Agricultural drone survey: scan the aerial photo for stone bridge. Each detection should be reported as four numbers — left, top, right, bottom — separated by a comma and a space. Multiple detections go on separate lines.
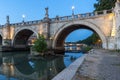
0, 1, 120, 52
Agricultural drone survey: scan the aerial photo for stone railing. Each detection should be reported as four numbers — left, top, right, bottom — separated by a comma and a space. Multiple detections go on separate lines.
0, 20, 42, 27
50, 9, 113, 22
10, 20, 42, 26
0, 9, 113, 27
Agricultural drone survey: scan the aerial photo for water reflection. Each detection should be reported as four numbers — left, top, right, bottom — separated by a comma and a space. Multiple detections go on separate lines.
64, 52, 83, 67
0, 51, 83, 80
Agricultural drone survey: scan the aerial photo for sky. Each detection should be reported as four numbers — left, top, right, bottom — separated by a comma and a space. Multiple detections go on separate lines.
66, 29, 93, 42
0, 0, 97, 42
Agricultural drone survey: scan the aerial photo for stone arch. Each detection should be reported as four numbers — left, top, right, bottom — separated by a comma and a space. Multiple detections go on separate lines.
53, 21, 107, 50
0, 32, 2, 45
12, 27, 38, 46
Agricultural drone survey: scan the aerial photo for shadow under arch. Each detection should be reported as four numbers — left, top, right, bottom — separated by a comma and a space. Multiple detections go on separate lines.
12, 28, 38, 49
53, 21, 107, 52
0, 34, 2, 45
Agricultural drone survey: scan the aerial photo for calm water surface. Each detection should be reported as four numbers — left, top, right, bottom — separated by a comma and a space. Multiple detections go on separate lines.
0, 51, 83, 80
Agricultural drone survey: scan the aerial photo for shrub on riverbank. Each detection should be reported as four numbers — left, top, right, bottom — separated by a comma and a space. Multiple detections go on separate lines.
32, 34, 47, 56
82, 46, 92, 53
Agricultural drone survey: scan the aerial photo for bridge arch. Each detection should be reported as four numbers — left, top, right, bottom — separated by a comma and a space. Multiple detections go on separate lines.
0, 32, 3, 45
12, 27, 38, 47
53, 21, 107, 50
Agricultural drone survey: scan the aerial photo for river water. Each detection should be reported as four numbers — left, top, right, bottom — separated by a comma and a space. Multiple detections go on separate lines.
0, 51, 83, 80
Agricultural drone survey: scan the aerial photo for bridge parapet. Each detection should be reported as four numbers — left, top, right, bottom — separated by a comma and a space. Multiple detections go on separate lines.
0, 9, 113, 27
50, 9, 113, 22
10, 20, 43, 26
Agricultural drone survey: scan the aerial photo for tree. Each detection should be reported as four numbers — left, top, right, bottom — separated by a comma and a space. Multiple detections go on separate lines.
33, 34, 47, 55
77, 33, 100, 46
94, 0, 116, 11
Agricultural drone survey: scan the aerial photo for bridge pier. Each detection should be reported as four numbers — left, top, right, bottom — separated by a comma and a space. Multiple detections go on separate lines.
3, 39, 12, 46
46, 39, 65, 54
1, 39, 30, 51
1, 39, 13, 51
53, 47, 65, 54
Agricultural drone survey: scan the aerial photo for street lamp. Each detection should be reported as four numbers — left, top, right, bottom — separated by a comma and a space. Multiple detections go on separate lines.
72, 6, 75, 16
22, 14, 26, 22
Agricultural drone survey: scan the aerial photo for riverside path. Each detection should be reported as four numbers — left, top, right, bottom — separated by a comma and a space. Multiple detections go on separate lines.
72, 49, 120, 80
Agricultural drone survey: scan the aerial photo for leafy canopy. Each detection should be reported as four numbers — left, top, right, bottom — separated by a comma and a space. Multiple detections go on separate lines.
77, 33, 100, 46
94, 0, 116, 11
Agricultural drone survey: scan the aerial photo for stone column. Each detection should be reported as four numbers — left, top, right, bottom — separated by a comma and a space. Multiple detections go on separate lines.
43, 7, 50, 39
2, 16, 12, 46
2, 16, 13, 51
113, 1, 120, 50
43, 8, 52, 50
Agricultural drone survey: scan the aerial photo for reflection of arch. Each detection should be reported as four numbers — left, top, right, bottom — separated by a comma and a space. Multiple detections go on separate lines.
12, 27, 38, 47
0, 51, 66, 79
53, 21, 107, 49
13, 57, 36, 79
1, 53, 36, 79
55, 57, 65, 72
14, 58, 35, 75
14, 56, 65, 79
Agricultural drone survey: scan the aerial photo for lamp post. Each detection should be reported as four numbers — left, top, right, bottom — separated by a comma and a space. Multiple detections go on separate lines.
22, 14, 25, 22
72, 6, 75, 17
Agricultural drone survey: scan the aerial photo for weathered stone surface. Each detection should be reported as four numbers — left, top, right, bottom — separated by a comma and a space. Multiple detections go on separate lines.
72, 49, 120, 80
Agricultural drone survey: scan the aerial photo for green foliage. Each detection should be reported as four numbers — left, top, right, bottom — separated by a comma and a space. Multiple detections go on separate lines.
77, 33, 100, 46
94, 0, 116, 11
33, 34, 47, 53
82, 46, 92, 53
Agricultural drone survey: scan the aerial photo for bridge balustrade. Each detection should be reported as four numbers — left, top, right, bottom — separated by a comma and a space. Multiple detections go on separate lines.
67, 16, 73, 20
50, 9, 112, 23
94, 9, 112, 16
10, 20, 42, 26
74, 15, 79, 19
106, 9, 113, 13
96, 11, 104, 15
11, 24, 15, 26
16, 23, 23, 26
59, 17, 66, 21
80, 14, 88, 18
11, 23, 23, 26
51, 18, 56, 22
1, 9, 113, 27
25, 20, 42, 25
